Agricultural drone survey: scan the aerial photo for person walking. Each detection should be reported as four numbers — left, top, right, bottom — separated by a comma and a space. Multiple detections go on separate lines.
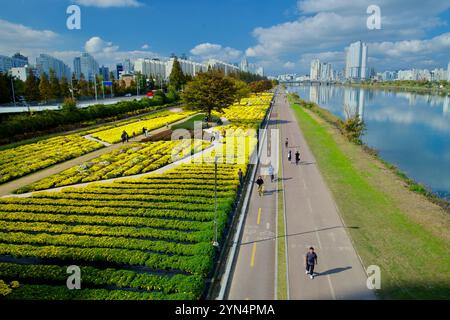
285, 138, 289, 148
288, 150, 292, 162
121, 131, 129, 144
295, 150, 300, 165
238, 168, 244, 186
256, 176, 264, 197
268, 164, 274, 182
304, 247, 318, 279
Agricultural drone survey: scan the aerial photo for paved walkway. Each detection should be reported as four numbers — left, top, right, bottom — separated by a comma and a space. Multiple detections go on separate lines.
278, 90, 374, 300
0, 113, 199, 196
227, 104, 278, 300
227, 89, 375, 300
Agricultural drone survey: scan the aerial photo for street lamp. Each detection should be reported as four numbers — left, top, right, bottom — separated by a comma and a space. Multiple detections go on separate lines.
10, 76, 16, 107
213, 155, 219, 248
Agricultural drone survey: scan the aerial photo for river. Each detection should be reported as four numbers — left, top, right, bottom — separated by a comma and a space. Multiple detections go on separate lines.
287, 84, 450, 201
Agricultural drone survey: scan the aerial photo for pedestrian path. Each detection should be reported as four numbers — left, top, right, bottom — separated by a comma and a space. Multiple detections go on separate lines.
279, 90, 375, 300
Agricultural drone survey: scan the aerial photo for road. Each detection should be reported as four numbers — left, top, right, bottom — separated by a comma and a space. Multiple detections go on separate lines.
227, 89, 375, 300
0, 95, 149, 114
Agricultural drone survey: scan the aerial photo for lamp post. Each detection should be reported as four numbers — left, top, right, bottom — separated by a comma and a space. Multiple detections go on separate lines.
10, 76, 16, 107
213, 156, 219, 248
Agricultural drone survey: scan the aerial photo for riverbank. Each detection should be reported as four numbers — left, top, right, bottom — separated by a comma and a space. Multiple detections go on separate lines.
288, 94, 450, 299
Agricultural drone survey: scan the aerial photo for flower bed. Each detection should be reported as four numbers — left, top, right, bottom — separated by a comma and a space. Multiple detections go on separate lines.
0, 135, 104, 184
16, 140, 209, 193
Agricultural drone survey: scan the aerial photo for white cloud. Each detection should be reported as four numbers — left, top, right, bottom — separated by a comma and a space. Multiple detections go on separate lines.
0, 19, 58, 55
190, 42, 242, 62
85, 36, 119, 54
141, 44, 150, 50
246, 0, 450, 74
74, 0, 143, 8
83, 37, 161, 68
283, 61, 296, 69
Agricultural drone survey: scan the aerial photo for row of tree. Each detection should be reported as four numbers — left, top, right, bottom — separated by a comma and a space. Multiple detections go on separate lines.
0, 69, 166, 105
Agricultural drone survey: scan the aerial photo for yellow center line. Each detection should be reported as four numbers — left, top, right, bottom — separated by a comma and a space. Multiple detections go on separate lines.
257, 207, 262, 225
250, 243, 257, 267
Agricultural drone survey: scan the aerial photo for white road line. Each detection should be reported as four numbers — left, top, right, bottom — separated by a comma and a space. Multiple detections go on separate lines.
309, 198, 336, 300
303, 179, 307, 190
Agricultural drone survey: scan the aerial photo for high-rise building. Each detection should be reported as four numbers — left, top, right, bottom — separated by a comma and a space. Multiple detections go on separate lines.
320, 62, 332, 81
256, 66, 264, 77
78, 53, 99, 82
99, 66, 110, 81
345, 41, 368, 80
123, 59, 134, 74
12, 53, 28, 67
310, 59, 321, 81
207, 59, 240, 75
116, 63, 124, 79
0, 55, 13, 74
134, 58, 167, 79
167, 58, 208, 79
0, 53, 29, 73
240, 58, 249, 72
73, 57, 81, 79
36, 54, 71, 79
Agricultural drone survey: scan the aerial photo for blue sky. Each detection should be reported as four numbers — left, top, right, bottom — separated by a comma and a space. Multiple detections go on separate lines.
0, 0, 449, 75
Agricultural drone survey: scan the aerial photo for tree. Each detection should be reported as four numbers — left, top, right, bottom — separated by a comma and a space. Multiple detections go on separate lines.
182, 70, 237, 121
60, 77, 70, 98
25, 68, 40, 103
49, 69, 61, 99
249, 80, 273, 93
168, 58, 186, 91
0, 73, 11, 104
77, 73, 89, 97
229, 78, 251, 101
39, 73, 51, 102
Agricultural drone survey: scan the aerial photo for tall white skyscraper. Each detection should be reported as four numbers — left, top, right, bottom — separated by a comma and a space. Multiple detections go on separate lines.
310, 59, 321, 81
240, 58, 249, 72
345, 41, 368, 80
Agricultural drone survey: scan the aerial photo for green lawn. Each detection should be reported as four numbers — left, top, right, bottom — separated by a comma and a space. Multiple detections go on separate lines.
291, 103, 450, 299
170, 114, 206, 131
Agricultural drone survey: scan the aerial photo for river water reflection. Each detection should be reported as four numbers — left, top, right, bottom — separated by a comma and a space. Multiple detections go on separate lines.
287, 84, 450, 200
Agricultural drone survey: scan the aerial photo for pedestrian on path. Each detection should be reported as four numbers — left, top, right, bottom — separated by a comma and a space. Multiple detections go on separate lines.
121, 131, 129, 144
238, 168, 244, 186
295, 150, 300, 165
256, 176, 264, 197
305, 247, 318, 279
288, 150, 292, 162
268, 164, 274, 182
285, 138, 289, 148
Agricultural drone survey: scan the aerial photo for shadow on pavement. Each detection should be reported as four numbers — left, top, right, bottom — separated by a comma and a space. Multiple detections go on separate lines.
317, 266, 352, 276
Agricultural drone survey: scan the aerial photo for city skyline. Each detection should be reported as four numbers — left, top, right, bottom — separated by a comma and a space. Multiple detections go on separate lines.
0, 0, 449, 76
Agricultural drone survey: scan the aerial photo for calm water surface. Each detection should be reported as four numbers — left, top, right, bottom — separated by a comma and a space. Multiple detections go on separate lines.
287, 84, 450, 200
